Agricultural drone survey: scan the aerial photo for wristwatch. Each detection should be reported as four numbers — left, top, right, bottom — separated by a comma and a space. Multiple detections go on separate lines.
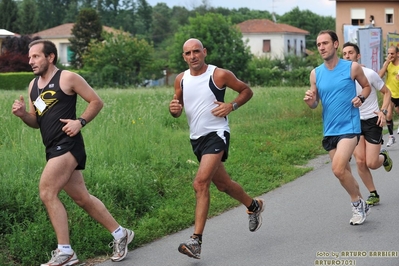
232, 102, 239, 111
78, 117, 87, 127
381, 109, 388, 115
357, 95, 365, 103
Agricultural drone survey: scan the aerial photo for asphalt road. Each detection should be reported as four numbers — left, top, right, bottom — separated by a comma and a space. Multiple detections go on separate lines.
96, 133, 399, 266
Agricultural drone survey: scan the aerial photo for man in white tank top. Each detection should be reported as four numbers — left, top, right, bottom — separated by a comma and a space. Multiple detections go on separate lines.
169, 38, 264, 259
342, 42, 393, 207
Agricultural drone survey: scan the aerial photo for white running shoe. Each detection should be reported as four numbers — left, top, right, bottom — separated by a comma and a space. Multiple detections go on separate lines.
386, 136, 395, 147
350, 198, 368, 225
40, 249, 79, 266
109, 228, 135, 262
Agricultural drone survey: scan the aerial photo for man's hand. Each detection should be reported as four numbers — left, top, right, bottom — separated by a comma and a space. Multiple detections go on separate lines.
12, 95, 27, 118
60, 119, 82, 137
374, 111, 386, 127
211, 101, 232, 117
169, 94, 182, 117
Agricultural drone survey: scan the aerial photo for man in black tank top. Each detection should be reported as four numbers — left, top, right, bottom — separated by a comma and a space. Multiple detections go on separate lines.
12, 40, 134, 265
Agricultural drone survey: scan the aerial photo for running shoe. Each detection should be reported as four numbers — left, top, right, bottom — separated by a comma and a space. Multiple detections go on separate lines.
40, 249, 79, 266
350, 198, 368, 225
386, 136, 395, 147
247, 198, 265, 232
380, 149, 393, 172
109, 228, 135, 262
178, 235, 201, 259
366, 192, 380, 206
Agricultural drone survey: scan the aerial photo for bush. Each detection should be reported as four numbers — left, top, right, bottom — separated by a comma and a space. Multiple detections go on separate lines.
0, 52, 31, 73
0, 72, 34, 90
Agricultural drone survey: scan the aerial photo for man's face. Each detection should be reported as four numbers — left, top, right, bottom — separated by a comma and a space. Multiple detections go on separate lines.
387, 47, 398, 62
342, 46, 359, 62
316, 33, 338, 61
182, 40, 207, 71
28, 43, 50, 76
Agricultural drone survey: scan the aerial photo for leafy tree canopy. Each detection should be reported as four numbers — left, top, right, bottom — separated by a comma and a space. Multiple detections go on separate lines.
279, 7, 335, 49
69, 8, 103, 68
0, 0, 18, 32
83, 31, 162, 86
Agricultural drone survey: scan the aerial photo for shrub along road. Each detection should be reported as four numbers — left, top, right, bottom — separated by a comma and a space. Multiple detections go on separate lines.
96, 133, 399, 266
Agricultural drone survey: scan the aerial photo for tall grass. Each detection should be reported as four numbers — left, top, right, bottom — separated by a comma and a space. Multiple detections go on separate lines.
0, 87, 324, 265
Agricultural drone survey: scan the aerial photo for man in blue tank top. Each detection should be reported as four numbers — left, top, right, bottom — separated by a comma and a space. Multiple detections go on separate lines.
12, 40, 134, 265
304, 30, 372, 225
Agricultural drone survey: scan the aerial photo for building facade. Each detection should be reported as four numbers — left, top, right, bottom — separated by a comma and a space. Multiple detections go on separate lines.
334, 0, 399, 48
236, 19, 309, 59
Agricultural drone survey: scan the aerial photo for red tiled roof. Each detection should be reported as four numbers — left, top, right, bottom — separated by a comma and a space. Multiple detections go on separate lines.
237, 19, 309, 35
31, 23, 121, 38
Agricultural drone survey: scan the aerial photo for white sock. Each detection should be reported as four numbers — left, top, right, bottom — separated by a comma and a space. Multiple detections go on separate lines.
58, 244, 73, 254
111, 226, 125, 240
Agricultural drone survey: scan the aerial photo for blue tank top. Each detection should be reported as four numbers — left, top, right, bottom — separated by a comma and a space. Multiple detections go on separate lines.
315, 59, 360, 136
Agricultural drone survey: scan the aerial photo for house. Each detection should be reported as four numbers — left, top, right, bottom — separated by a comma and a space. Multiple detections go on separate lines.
333, 0, 399, 48
0, 29, 16, 54
32, 23, 122, 66
236, 19, 309, 59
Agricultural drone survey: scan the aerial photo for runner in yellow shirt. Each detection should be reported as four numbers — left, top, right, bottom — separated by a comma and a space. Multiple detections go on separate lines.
379, 46, 399, 147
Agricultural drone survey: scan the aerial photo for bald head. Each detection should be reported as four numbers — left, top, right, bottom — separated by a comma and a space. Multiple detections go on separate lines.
183, 38, 203, 50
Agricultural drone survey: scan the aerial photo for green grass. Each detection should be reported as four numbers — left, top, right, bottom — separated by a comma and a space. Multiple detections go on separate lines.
0, 86, 325, 265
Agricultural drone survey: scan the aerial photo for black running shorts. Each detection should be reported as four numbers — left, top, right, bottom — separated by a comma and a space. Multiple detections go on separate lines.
45, 137, 86, 170
190, 131, 230, 162
361, 117, 383, 145
322, 134, 360, 152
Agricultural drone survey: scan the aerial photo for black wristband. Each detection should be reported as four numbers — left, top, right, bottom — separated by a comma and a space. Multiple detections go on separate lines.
357, 95, 365, 103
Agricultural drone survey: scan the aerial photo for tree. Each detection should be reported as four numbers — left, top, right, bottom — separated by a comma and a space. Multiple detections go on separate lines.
82, 32, 162, 86
169, 6, 189, 25
135, 0, 152, 37
69, 8, 103, 69
151, 3, 172, 46
35, 0, 68, 30
169, 13, 252, 80
0, 35, 40, 72
0, 0, 18, 32
64, 0, 80, 23
17, 0, 39, 34
95, 0, 137, 35
279, 7, 335, 50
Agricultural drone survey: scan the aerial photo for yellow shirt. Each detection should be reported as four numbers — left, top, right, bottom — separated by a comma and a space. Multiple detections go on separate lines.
386, 63, 399, 98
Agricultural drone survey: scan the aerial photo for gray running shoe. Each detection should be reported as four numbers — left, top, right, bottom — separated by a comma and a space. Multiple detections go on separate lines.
40, 249, 79, 266
350, 198, 368, 225
178, 236, 201, 259
380, 149, 393, 172
110, 229, 135, 262
247, 198, 265, 232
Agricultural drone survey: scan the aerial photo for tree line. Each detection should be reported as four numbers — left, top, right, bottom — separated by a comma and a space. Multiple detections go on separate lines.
0, 0, 335, 87
0, 0, 334, 50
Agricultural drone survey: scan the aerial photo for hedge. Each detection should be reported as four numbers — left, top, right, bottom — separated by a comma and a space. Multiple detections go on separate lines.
0, 72, 34, 90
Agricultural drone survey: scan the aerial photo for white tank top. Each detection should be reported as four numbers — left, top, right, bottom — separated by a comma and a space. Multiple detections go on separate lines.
182, 64, 230, 139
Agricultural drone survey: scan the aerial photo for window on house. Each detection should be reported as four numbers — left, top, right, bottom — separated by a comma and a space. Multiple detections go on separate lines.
67, 46, 74, 62
263, 39, 271, 53
287, 40, 291, 53
351, 8, 365, 25
294, 39, 297, 55
386, 8, 394, 24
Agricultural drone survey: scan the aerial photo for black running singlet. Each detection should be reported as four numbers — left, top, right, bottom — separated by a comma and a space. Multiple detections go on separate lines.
30, 70, 82, 147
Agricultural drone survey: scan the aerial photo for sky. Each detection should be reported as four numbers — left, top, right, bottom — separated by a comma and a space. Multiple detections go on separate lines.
145, 0, 336, 17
